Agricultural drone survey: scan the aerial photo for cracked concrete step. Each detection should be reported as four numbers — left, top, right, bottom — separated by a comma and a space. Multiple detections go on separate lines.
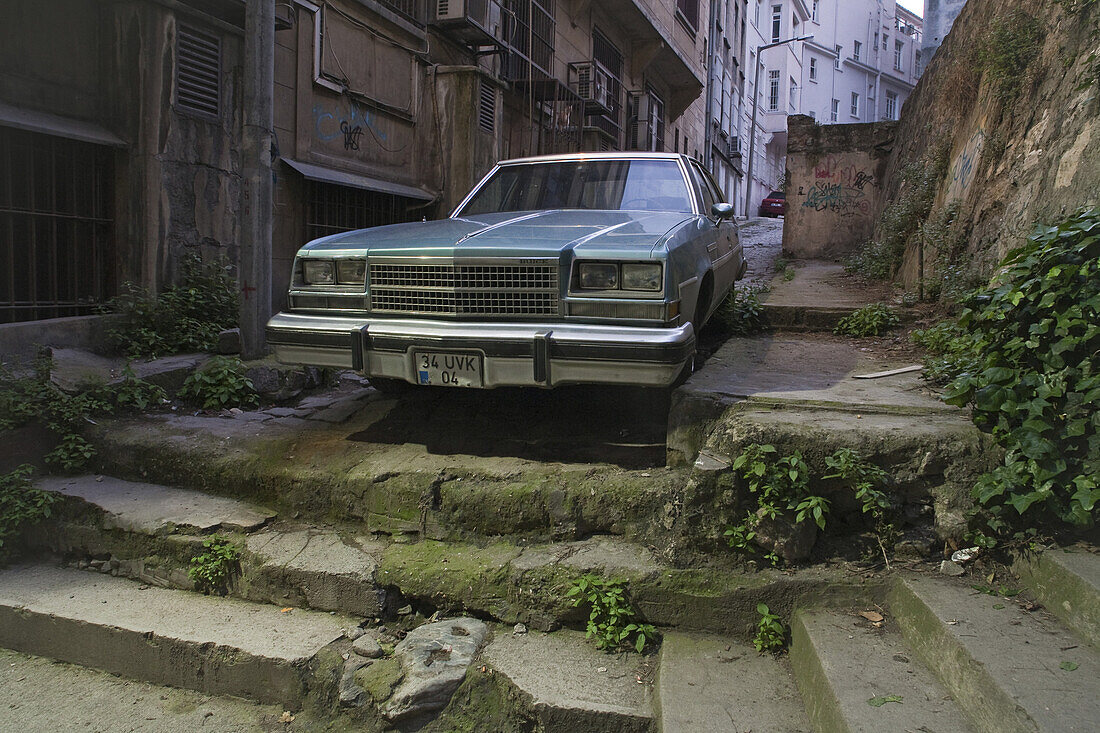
1014, 546, 1100, 647
36, 474, 276, 533
789, 608, 972, 733
889, 574, 1100, 733
0, 564, 357, 706
657, 631, 811, 733
31, 474, 387, 618
484, 628, 654, 732
0, 647, 284, 732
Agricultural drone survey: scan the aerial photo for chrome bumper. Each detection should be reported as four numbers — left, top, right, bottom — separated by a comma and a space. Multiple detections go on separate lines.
265, 312, 695, 388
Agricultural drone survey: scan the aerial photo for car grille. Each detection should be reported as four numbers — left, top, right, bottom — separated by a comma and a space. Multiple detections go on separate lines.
368, 262, 560, 317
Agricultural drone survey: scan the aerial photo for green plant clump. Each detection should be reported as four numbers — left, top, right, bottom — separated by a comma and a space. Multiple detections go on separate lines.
976, 10, 1045, 102
188, 536, 241, 594
105, 252, 238, 359
834, 304, 899, 337
0, 465, 59, 561
566, 573, 658, 653
178, 356, 258, 410
712, 285, 767, 336
911, 321, 980, 385
943, 207, 1100, 527
753, 603, 786, 652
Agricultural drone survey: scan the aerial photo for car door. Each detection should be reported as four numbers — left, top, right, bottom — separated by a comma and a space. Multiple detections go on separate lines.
690, 161, 741, 299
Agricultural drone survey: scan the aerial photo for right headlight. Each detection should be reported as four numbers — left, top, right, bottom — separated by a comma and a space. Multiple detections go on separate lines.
302, 259, 334, 285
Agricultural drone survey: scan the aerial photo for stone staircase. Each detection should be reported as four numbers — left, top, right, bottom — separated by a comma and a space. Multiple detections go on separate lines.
3, 473, 1098, 731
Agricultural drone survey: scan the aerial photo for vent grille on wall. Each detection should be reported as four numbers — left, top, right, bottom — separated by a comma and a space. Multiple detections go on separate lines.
478, 81, 496, 134
176, 26, 221, 118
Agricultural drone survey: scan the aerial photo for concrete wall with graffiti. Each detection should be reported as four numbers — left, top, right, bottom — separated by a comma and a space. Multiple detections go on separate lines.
782, 116, 898, 258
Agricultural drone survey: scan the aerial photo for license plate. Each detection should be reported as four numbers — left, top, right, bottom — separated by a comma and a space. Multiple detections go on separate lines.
414, 351, 483, 388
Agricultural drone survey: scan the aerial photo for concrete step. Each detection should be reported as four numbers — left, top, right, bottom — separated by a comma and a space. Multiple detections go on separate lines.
1014, 546, 1100, 647
889, 574, 1100, 733
483, 628, 654, 732
0, 647, 284, 733
0, 564, 357, 706
656, 631, 811, 733
790, 608, 973, 733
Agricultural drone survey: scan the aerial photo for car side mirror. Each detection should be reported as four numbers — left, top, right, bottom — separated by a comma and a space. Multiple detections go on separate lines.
711, 202, 735, 221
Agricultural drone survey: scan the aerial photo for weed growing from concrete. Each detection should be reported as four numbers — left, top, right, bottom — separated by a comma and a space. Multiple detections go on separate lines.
911, 321, 980, 385
188, 536, 241, 595
0, 464, 58, 561
712, 284, 767, 336
566, 574, 658, 654
753, 603, 786, 653
834, 304, 899, 337
179, 356, 258, 410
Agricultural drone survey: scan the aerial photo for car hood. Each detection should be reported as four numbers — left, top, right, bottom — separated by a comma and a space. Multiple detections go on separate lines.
299, 210, 694, 259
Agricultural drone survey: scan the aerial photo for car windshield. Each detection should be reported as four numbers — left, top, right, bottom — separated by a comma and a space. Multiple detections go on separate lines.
457, 159, 694, 216
767, 191, 785, 199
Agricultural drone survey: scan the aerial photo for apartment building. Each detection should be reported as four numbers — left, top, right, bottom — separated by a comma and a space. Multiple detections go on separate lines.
741, 0, 922, 212
923, 0, 965, 60
704, 0, 751, 211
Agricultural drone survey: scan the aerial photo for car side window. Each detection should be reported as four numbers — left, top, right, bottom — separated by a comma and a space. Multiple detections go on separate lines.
687, 162, 716, 214
700, 166, 727, 205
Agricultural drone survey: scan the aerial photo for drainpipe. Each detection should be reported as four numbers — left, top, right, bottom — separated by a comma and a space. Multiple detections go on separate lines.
704, 0, 719, 169
240, 0, 275, 359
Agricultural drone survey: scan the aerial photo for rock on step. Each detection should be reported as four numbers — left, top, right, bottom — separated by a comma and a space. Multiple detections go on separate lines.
657, 631, 811, 733
1014, 546, 1100, 647
889, 574, 1100, 733
35, 475, 275, 534
483, 629, 654, 733
790, 608, 972, 733
0, 564, 355, 705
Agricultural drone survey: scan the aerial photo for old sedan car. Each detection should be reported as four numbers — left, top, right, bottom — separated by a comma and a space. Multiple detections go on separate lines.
266, 152, 746, 389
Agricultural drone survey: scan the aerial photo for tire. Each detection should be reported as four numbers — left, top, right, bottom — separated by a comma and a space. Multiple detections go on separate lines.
672, 276, 713, 388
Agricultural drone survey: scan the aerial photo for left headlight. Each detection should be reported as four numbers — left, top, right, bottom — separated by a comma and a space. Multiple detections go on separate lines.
577, 261, 663, 292
336, 259, 366, 285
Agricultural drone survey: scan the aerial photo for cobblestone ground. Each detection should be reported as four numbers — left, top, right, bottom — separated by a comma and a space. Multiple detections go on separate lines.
736, 215, 785, 289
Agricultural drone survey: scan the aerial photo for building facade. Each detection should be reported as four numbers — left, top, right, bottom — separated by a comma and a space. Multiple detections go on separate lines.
704, 0, 751, 213
741, 0, 922, 213
922, 0, 966, 61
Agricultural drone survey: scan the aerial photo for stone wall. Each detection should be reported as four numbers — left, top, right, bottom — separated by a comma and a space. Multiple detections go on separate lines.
877, 0, 1100, 290
782, 116, 897, 258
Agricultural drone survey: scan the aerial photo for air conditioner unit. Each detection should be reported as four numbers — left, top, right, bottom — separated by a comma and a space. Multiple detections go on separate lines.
431, 0, 504, 47
727, 137, 741, 159
570, 62, 613, 115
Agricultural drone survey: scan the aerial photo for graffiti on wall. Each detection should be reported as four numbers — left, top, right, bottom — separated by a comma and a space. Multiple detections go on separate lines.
313, 100, 389, 153
947, 127, 985, 201
797, 155, 878, 216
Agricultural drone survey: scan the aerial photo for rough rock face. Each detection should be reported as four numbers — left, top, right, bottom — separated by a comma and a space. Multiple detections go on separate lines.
752, 509, 817, 563
384, 617, 488, 720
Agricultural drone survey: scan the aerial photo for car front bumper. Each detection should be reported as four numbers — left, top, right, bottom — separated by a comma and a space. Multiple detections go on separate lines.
266, 312, 696, 388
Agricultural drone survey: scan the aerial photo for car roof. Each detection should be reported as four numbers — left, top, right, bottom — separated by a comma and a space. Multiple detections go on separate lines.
495, 151, 693, 166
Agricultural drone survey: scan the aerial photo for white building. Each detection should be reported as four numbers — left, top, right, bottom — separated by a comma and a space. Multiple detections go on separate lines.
705, 0, 751, 214
741, 0, 923, 213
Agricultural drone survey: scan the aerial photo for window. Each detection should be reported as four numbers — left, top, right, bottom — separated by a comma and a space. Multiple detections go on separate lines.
894, 40, 904, 71
885, 90, 898, 120
809, 57, 817, 81
789, 77, 797, 111
176, 26, 221, 118
767, 70, 780, 111
771, 5, 781, 42
882, 33, 889, 51
676, 0, 699, 30
915, 50, 922, 75
852, 40, 862, 62
812, 0, 819, 22
874, 32, 879, 49
0, 128, 114, 323
306, 181, 421, 241
755, 0, 761, 27
850, 91, 860, 118
478, 81, 496, 134
592, 30, 625, 146
830, 98, 839, 121
834, 45, 842, 68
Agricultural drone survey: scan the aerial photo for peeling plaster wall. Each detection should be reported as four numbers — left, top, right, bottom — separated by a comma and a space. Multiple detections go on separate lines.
878, 0, 1100, 289
782, 116, 897, 258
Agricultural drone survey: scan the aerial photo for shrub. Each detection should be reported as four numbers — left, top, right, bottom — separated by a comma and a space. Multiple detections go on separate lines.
712, 285, 766, 336
943, 208, 1100, 527
105, 253, 238, 359
0, 465, 58, 561
188, 536, 241, 595
753, 603, 786, 652
976, 11, 1045, 103
178, 356, 258, 410
911, 321, 980, 385
834, 304, 899, 337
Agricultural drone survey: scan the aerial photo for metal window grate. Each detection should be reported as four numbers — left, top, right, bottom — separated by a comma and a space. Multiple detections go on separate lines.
369, 262, 559, 316
305, 181, 426, 242
0, 128, 114, 324
590, 30, 624, 147
176, 26, 221, 118
478, 80, 496, 134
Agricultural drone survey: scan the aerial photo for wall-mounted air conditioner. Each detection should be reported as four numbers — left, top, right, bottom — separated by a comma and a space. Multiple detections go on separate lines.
728, 137, 741, 159
570, 62, 613, 116
431, 0, 504, 47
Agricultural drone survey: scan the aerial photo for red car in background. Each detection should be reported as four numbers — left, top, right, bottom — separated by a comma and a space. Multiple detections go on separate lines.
758, 191, 785, 217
